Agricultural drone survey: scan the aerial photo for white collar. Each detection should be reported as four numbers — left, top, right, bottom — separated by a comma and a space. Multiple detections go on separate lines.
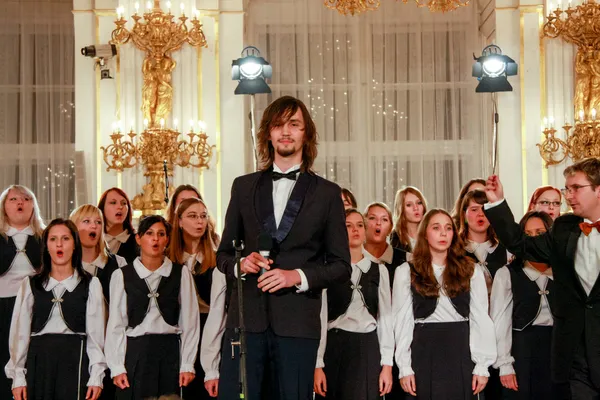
363, 245, 394, 265
83, 254, 106, 270
466, 240, 498, 254
106, 230, 130, 244
273, 163, 301, 174
523, 262, 554, 281
133, 256, 172, 279
353, 256, 373, 273
6, 225, 34, 237
433, 263, 445, 273
44, 269, 80, 292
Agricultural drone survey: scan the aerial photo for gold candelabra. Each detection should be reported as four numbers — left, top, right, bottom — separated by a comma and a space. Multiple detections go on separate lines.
538, 112, 600, 167
539, 0, 600, 166
101, 120, 214, 213
324, 0, 380, 15
103, 0, 211, 214
400, 0, 469, 13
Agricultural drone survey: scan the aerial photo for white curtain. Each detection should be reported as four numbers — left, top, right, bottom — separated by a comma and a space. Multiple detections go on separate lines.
247, 0, 490, 210
0, 0, 75, 220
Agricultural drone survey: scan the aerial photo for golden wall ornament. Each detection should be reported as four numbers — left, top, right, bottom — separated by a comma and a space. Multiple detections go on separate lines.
324, 0, 380, 15
103, 1, 211, 214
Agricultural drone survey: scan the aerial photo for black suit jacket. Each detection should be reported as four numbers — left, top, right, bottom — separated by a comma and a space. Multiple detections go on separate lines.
485, 200, 600, 385
216, 169, 351, 340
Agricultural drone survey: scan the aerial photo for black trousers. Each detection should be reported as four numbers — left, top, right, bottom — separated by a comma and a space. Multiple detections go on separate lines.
569, 338, 600, 400
0, 296, 16, 400
115, 334, 181, 400
27, 334, 89, 400
218, 327, 319, 400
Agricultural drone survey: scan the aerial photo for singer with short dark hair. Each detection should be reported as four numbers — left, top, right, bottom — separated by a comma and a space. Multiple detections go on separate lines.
216, 95, 351, 400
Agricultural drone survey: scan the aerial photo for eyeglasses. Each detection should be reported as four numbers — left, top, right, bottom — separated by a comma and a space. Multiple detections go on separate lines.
536, 200, 562, 208
561, 184, 594, 195
183, 213, 207, 221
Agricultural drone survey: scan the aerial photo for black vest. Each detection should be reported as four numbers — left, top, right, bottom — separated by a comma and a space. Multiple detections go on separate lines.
122, 262, 182, 328
508, 261, 555, 331
410, 264, 470, 319
192, 262, 214, 306
0, 235, 42, 276
384, 247, 407, 291
30, 274, 90, 334
466, 242, 508, 279
327, 261, 380, 321
116, 234, 139, 264
93, 253, 120, 304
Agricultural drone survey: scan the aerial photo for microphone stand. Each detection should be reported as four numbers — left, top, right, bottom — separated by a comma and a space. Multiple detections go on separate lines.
163, 160, 169, 204
230, 240, 249, 400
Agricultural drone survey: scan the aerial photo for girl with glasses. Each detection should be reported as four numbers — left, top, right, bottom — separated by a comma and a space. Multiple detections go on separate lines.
527, 186, 562, 220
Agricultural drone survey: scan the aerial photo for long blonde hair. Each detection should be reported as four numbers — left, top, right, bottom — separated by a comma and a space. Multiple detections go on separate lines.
393, 186, 428, 250
0, 185, 45, 238
70, 204, 109, 264
168, 198, 217, 275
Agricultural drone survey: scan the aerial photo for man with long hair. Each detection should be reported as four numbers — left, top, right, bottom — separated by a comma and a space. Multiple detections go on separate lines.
216, 96, 351, 400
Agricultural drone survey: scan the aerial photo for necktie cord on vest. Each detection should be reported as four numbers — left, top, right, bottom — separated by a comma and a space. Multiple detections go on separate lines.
272, 171, 298, 181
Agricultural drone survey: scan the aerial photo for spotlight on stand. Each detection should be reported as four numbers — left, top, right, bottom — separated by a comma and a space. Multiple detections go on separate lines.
472, 44, 518, 93
232, 46, 272, 95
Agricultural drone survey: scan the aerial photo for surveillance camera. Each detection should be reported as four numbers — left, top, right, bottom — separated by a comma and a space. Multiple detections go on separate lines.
81, 44, 117, 59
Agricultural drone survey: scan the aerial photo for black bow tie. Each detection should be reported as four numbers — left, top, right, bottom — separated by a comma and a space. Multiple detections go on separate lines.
272, 170, 298, 181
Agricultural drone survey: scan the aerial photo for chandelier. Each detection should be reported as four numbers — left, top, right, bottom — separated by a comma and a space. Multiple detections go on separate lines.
104, 0, 211, 214
538, 0, 600, 166
401, 0, 469, 13
324, 0, 380, 15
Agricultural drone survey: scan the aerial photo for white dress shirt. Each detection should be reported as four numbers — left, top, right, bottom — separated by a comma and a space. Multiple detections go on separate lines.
183, 251, 204, 273
200, 268, 227, 381
105, 230, 130, 255
484, 199, 600, 295
393, 262, 497, 378
105, 257, 201, 377
5, 272, 107, 388
316, 255, 394, 368
1, 226, 37, 298
82, 253, 127, 277
271, 163, 309, 291
364, 244, 394, 265
490, 264, 554, 376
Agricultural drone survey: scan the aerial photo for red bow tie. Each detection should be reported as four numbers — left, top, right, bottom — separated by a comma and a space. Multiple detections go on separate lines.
579, 221, 600, 236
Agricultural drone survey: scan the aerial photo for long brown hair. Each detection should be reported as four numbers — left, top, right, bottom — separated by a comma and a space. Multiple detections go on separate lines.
411, 209, 474, 298
451, 178, 486, 223
168, 198, 216, 275
457, 189, 498, 246
256, 96, 318, 172
165, 185, 203, 225
97, 187, 135, 235
393, 186, 428, 250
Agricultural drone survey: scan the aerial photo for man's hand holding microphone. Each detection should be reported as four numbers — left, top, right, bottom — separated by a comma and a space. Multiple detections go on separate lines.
242, 233, 301, 293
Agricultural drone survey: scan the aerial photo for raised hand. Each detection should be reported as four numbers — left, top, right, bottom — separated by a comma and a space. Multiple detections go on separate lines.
485, 175, 505, 203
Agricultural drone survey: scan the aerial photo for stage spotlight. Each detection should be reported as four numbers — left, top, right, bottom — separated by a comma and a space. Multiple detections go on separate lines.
472, 45, 518, 93
232, 46, 272, 95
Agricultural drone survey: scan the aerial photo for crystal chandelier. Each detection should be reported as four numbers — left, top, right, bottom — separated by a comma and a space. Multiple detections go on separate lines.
324, 0, 381, 16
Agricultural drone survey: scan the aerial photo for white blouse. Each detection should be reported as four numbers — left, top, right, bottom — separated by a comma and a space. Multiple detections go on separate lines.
200, 268, 228, 382
5, 271, 107, 388
82, 253, 127, 277
105, 230, 130, 255
490, 264, 554, 376
392, 262, 497, 378
316, 256, 394, 368
1, 226, 38, 298
105, 257, 200, 377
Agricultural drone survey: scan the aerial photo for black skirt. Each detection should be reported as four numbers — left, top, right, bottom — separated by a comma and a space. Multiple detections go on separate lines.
26, 334, 90, 400
315, 329, 381, 400
411, 321, 476, 400
115, 334, 181, 400
0, 296, 17, 399
503, 325, 557, 400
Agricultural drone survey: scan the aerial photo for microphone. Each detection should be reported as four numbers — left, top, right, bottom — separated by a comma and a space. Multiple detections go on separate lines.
163, 160, 169, 204
257, 232, 273, 276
